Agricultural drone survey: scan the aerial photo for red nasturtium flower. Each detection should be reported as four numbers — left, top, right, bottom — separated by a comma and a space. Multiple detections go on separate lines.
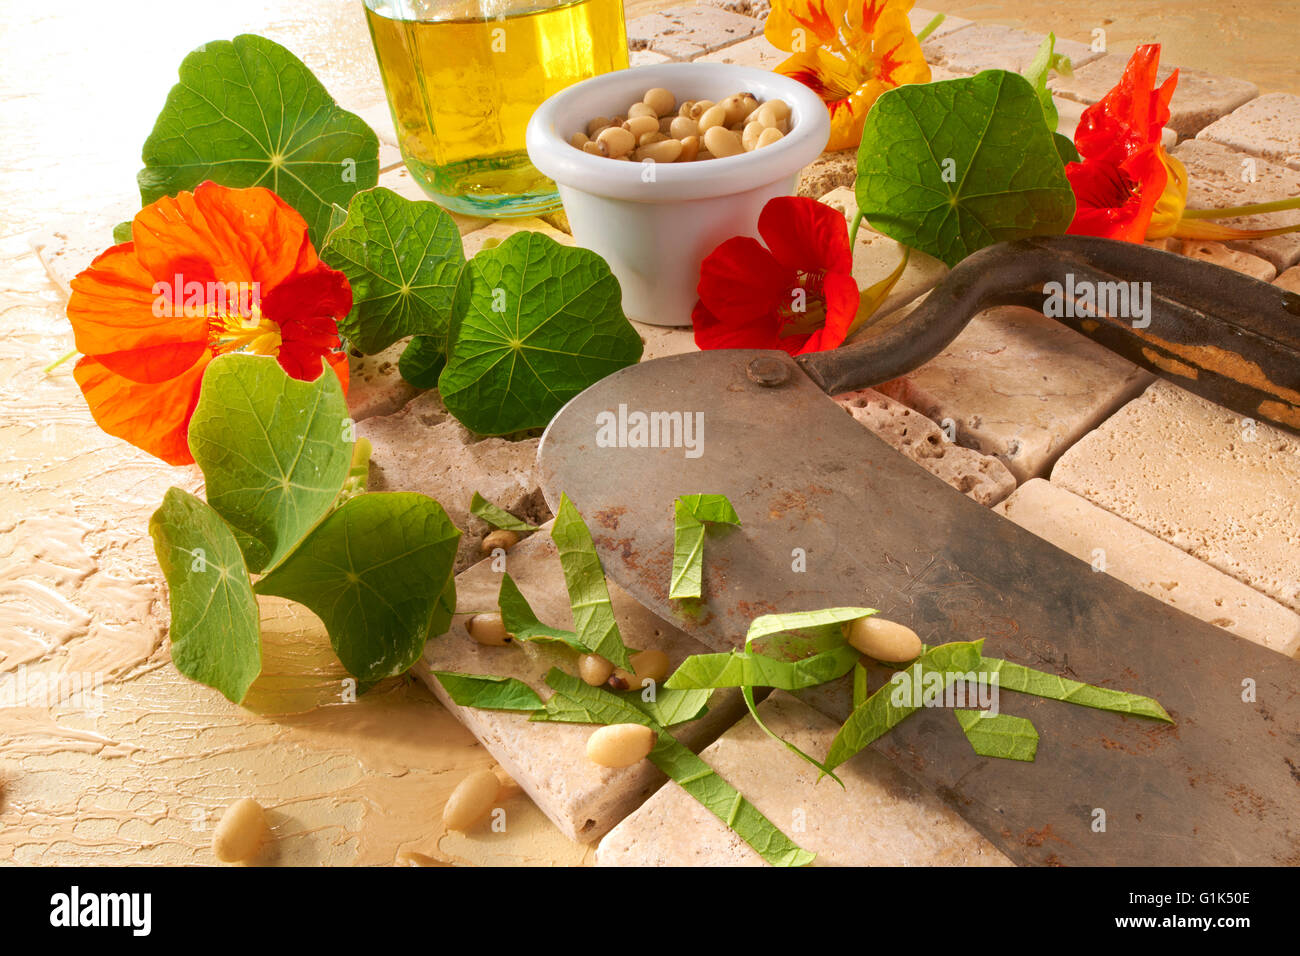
67, 182, 351, 465
1066, 44, 1300, 243
765, 0, 931, 152
1065, 44, 1180, 243
692, 196, 860, 355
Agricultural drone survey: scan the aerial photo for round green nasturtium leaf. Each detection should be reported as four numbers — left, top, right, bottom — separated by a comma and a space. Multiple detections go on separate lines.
137, 33, 379, 246
188, 354, 354, 576
254, 493, 461, 683
856, 70, 1076, 268
150, 488, 262, 704
438, 231, 644, 436
321, 187, 466, 355
398, 333, 448, 388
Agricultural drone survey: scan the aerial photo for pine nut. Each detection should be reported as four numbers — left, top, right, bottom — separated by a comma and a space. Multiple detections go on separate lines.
480, 529, 520, 554
688, 99, 715, 120
643, 87, 676, 117
636, 138, 683, 163
212, 797, 268, 863
586, 116, 610, 136
678, 135, 700, 162
597, 126, 636, 159
669, 115, 699, 139
609, 649, 671, 691
586, 723, 656, 768
624, 115, 659, 138
756, 126, 785, 149
579, 653, 615, 686
582, 139, 607, 157
627, 102, 657, 120
742, 121, 764, 151
697, 103, 728, 133
569, 132, 589, 149
443, 769, 501, 831
846, 616, 922, 662
638, 130, 669, 147
468, 612, 512, 646
703, 125, 744, 158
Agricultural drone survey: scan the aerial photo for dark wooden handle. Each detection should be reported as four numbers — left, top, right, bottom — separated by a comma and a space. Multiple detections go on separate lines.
796, 235, 1300, 436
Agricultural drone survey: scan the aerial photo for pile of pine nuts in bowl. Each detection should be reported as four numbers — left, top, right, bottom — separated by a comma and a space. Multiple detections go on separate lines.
570, 87, 794, 163
525, 62, 830, 326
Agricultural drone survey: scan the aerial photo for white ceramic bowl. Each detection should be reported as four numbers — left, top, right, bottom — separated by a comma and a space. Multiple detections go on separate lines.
526, 62, 830, 327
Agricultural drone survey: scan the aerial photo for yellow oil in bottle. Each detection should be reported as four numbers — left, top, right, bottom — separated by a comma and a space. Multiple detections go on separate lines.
364, 0, 628, 217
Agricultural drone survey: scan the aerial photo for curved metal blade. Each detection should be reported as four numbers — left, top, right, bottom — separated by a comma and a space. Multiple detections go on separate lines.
537, 348, 1300, 866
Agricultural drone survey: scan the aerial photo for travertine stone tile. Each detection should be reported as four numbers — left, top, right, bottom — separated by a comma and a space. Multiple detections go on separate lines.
996, 479, 1300, 657
461, 218, 575, 258
699, 0, 771, 19
635, 322, 698, 359
817, 187, 949, 321
357, 390, 547, 572
1275, 266, 1300, 294
1050, 54, 1259, 139
596, 692, 1012, 866
32, 203, 140, 297
352, 100, 405, 171
627, 6, 761, 61
347, 339, 419, 422
1161, 237, 1277, 281
630, 48, 672, 67
1051, 381, 1300, 614
834, 389, 1016, 506
377, 166, 492, 236
921, 23, 1101, 76
1171, 139, 1300, 272
415, 527, 747, 844
1197, 93, 1300, 170
797, 150, 857, 199
874, 306, 1153, 482
910, 7, 973, 40
695, 33, 784, 70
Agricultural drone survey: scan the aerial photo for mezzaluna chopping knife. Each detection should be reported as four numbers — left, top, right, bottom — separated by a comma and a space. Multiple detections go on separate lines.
536, 235, 1300, 866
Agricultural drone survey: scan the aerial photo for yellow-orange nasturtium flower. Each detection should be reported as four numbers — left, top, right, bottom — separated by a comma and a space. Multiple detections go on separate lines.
765, 0, 931, 151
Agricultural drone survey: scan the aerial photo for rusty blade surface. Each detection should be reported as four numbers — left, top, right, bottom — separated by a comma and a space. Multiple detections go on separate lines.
537, 348, 1300, 866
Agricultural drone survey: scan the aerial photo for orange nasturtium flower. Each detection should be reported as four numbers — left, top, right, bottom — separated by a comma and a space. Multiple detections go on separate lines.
67, 181, 351, 466
765, 0, 931, 151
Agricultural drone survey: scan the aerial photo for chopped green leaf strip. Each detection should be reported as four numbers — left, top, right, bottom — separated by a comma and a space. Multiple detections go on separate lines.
150, 488, 262, 703
471, 492, 540, 532
955, 709, 1039, 761
437, 231, 643, 435
979, 656, 1174, 722
743, 685, 844, 786
634, 686, 713, 727
670, 493, 741, 600
531, 670, 812, 866
137, 34, 379, 245
320, 187, 465, 355
497, 573, 583, 650
112, 220, 133, 244
549, 494, 632, 670
1023, 33, 1069, 132
532, 668, 710, 727
856, 71, 1075, 267
825, 640, 984, 771
665, 644, 860, 691
254, 492, 461, 682
647, 733, 816, 867
745, 607, 875, 660
852, 662, 868, 709
187, 354, 353, 574
433, 672, 543, 711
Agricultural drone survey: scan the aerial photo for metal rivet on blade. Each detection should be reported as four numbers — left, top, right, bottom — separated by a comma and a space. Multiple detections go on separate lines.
746, 356, 789, 387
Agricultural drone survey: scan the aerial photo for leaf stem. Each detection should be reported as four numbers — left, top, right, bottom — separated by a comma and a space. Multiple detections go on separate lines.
915, 13, 945, 43
848, 209, 864, 250
346, 436, 372, 493
43, 349, 77, 374
1179, 196, 1300, 219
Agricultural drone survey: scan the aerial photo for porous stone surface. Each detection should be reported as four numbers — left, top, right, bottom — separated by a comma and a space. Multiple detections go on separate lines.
910, 7, 973, 40
1163, 238, 1277, 281
874, 306, 1153, 482
596, 692, 1012, 866
1051, 381, 1300, 614
818, 187, 949, 321
629, 48, 672, 67
1275, 266, 1300, 293
698, 0, 771, 21
1197, 92, 1300, 171
627, 6, 761, 60
33, 201, 139, 296
415, 527, 746, 844
347, 339, 420, 421
996, 479, 1300, 657
461, 217, 574, 258
1050, 55, 1259, 139
357, 390, 547, 572
1171, 139, 1300, 272
921, 23, 1100, 76
695, 33, 784, 69
834, 388, 1017, 505
797, 150, 857, 199
635, 321, 698, 360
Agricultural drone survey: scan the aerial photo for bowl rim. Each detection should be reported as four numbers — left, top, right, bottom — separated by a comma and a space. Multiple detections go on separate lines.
526, 61, 830, 203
